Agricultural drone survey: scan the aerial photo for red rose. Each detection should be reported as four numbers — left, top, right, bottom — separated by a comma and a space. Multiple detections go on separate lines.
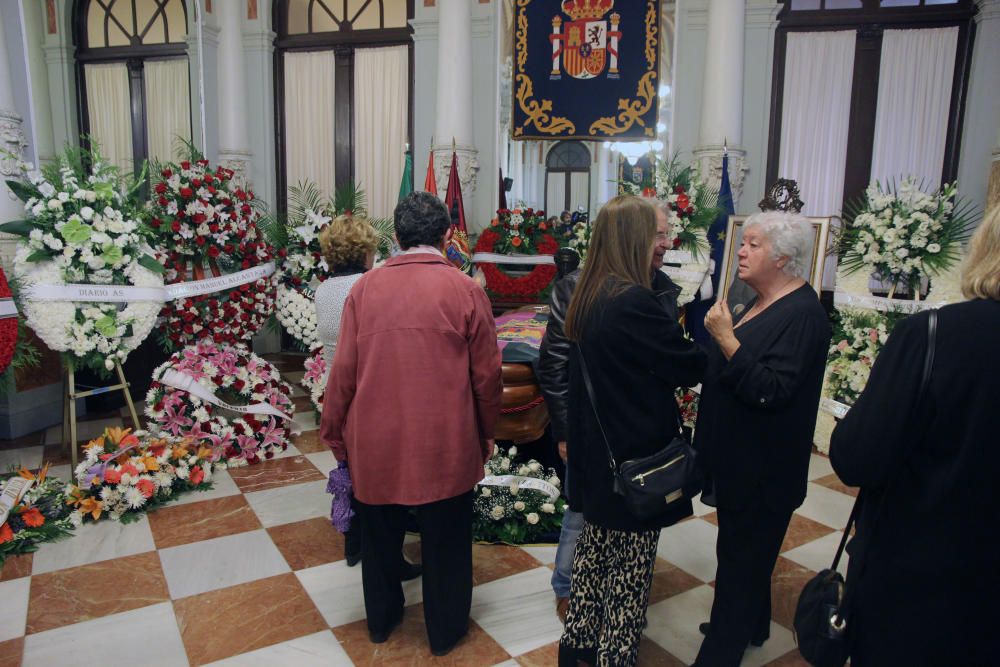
195, 236, 206, 246
180, 187, 194, 198
208, 246, 220, 258
181, 161, 191, 169
161, 168, 172, 178
154, 182, 167, 194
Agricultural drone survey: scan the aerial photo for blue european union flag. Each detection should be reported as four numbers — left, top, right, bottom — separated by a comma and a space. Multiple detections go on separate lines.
686, 153, 735, 344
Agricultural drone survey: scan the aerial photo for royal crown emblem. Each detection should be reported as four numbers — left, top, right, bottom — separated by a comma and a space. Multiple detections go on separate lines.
550, 1, 622, 80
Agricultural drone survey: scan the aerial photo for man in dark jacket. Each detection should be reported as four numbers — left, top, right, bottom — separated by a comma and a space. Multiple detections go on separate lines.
538, 203, 683, 620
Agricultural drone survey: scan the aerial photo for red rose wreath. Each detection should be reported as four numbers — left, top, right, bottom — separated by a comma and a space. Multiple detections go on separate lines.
474, 228, 558, 299
147, 158, 276, 349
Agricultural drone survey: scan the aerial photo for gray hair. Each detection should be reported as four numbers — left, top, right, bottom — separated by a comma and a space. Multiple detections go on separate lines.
743, 211, 813, 279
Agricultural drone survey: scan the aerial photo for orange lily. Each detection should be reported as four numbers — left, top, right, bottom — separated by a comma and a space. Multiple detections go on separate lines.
78, 497, 103, 521
66, 486, 84, 507
141, 455, 160, 472
105, 426, 139, 449
196, 445, 214, 461
171, 444, 191, 460
18, 462, 51, 483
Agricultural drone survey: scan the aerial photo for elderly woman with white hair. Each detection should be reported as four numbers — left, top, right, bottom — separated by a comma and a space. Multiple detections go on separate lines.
691, 211, 832, 667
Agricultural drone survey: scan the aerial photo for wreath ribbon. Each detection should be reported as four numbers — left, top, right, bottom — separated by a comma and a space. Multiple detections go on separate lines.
0, 298, 17, 319
159, 368, 294, 422
24, 262, 276, 303
478, 474, 560, 501
833, 291, 941, 314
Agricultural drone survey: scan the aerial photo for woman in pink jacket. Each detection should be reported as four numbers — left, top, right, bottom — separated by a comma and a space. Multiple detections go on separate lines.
321, 191, 503, 656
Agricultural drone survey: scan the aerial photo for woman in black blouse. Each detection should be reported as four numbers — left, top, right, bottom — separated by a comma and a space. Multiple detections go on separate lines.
692, 211, 831, 667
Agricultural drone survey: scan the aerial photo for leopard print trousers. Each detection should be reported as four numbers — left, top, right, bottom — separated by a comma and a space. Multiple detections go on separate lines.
560, 521, 660, 666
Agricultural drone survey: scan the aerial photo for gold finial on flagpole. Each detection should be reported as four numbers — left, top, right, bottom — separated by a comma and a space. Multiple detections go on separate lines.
452, 136, 457, 151
723, 137, 728, 156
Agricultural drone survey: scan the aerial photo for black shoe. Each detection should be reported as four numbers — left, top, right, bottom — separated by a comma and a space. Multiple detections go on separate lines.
369, 612, 403, 644
698, 622, 766, 647
430, 629, 467, 657
345, 552, 361, 567
400, 559, 422, 581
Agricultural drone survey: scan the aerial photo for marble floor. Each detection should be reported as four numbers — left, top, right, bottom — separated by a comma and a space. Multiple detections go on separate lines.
0, 354, 858, 666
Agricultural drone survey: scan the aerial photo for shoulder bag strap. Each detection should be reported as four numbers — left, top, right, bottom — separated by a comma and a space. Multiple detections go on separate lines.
832, 310, 937, 613
574, 347, 619, 472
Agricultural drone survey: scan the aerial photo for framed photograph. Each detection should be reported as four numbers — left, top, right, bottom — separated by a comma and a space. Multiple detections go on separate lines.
718, 215, 834, 307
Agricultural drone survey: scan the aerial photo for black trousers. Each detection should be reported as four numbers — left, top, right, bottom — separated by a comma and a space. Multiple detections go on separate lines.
354, 490, 473, 652
693, 502, 793, 667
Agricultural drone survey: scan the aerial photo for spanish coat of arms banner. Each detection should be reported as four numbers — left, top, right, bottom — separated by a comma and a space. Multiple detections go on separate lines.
511, 0, 660, 141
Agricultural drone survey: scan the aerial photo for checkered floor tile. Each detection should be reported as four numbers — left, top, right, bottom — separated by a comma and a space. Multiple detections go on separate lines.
0, 354, 851, 666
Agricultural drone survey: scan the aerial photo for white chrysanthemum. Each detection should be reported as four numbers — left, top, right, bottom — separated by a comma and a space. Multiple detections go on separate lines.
124, 486, 146, 509
275, 283, 319, 349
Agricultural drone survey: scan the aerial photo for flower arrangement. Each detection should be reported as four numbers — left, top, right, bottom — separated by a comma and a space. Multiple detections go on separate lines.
840, 178, 976, 298
262, 182, 394, 351
567, 217, 592, 261
66, 427, 217, 524
676, 387, 700, 432
1, 147, 164, 373
147, 154, 276, 349
489, 207, 549, 254
145, 341, 294, 465
825, 308, 907, 405
301, 346, 327, 414
622, 155, 722, 257
0, 466, 74, 564
474, 206, 559, 300
472, 444, 567, 544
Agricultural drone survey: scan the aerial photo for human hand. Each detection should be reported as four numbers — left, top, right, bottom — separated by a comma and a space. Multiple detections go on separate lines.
558, 440, 568, 462
704, 298, 734, 341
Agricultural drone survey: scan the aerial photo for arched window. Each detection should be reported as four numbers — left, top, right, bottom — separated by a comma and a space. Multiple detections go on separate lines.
73, 0, 191, 174
274, 0, 413, 218
545, 141, 591, 215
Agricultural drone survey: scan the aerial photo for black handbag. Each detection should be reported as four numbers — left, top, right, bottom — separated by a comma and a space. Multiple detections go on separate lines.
576, 348, 702, 522
794, 309, 937, 667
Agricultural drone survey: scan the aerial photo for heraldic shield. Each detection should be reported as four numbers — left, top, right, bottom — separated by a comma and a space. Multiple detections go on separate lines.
512, 0, 659, 140
550, 1, 621, 81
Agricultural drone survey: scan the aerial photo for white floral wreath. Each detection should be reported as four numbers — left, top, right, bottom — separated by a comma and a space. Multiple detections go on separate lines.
275, 283, 319, 350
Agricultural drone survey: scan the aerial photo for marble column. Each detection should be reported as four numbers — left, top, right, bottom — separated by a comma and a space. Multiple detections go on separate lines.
243, 0, 277, 206
187, 2, 221, 163
0, 9, 28, 230
216, 0, 252, 187
432, 0, 479, 200
693, 0, 748, 203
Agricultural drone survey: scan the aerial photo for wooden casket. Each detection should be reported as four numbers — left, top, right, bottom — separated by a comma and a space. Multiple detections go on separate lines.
493, 306, 550, 443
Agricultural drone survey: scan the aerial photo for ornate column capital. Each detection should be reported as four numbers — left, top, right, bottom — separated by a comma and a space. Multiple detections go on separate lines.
432, 144, 479, 199
692, 144, 748, 205
218, 149, 253, 189
0, 108, 26, 185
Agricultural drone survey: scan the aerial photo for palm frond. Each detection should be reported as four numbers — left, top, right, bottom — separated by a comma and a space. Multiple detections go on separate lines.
287, 181, 327, 223
368, 217, 396, 258
333, 182, 367, 216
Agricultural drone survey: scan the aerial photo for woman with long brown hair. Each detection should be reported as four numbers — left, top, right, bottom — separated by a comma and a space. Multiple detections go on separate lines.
559, 195, 705, 666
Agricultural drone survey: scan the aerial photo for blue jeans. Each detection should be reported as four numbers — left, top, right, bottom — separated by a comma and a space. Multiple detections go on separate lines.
551, 468, 585, 598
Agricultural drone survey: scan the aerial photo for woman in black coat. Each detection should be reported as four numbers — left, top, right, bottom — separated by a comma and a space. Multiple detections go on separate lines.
558, 195, 705, 667
829, 207, 1000, 666
693, 211, 831, 667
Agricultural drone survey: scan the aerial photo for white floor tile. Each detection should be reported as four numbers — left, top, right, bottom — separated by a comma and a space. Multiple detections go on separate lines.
169, 468, 241, 506
0, 445, 42, 472
158, 529, 290, 599
782, 530, 849, 576
244, 480, 330, 528
203, 630, 352, 666
31, 514, 156, 575
518, 544, 557, 565
22, 602, 188, 667
43, 418, 123, 446
293, 410, 318, 432
644, 584, 715, 664
470, 566, 563, 657
305, 450, 337, 475
490, 661, 521, 667
273, 443, 303, 460
692, 493, 715, 516
807, 453, 835, 481
0, 577, 30, 642
296, 560, 423, 628
656, 518, 719, 582
796, 483, 855, 529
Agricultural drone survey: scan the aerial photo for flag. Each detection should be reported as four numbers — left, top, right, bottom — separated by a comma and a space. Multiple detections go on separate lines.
398, 151, 413, 203
499, 167, 508, 210
423, 149, 437, 196
443, 150, 471, 272
686, 153, 736, 344
444, 150, 467, 234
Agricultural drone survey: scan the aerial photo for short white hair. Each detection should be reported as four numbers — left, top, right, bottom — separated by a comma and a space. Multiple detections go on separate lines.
743, 211, 813, 279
